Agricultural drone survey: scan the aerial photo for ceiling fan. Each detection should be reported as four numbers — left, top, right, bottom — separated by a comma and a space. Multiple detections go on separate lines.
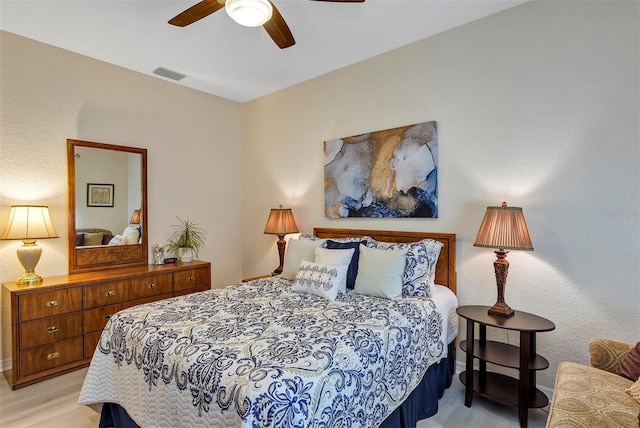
169, 0, 365, 49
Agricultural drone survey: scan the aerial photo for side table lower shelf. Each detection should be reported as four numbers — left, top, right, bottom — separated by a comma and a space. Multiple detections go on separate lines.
459, 371, 549, 408
459, 339, 550, 370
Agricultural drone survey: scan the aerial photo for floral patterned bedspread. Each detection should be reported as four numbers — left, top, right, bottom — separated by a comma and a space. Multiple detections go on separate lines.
79, 277, 449, 427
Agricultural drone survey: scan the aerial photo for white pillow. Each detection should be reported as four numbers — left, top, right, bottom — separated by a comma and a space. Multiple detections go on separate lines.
108, 234, 123, 246
291, 260, 347, 301
368, 238, 443, 298
122, 226, 140, 245
281, 238, 326, 280
314, 247, 355, 294
354, 244, 407, 299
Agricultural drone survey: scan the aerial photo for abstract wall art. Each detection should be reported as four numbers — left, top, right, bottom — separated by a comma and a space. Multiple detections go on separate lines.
324, 121, 438, 218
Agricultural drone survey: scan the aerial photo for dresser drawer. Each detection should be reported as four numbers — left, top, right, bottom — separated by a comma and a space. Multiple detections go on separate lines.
19, 288, 83, 322
20, 337, 83, 377
174, 284, 210, 297
84, 274, 173, 309
19, 313, 83, 350
174, 268, 210, 293
84, 293, 172, 334
84, 331, 103, 359
84, 302, 130, 334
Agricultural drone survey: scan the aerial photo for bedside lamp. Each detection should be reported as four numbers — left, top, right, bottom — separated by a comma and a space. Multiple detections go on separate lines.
0, 205, 59, 285
264, 205, 298, 275
474, 202, 533, 317
129, 209, 141, 225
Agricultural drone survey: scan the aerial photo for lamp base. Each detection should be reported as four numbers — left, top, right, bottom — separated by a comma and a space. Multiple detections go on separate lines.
488, 301, 515, 317
16, 240, 43, 286
17, 271, 43, 286
488, 249, 515, 317
271, 235, 287, 276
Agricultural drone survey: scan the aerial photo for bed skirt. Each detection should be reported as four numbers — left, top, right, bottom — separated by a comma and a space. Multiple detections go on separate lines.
379, 342, 455, 428
99, 343, 455, 428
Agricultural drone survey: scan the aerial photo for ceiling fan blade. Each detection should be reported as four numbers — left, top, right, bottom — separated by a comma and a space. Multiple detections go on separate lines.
263, 2, 295, 49
168, 0, 225, 27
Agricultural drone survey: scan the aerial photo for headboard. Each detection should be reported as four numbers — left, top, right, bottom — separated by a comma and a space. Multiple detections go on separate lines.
314, 228, 457, 294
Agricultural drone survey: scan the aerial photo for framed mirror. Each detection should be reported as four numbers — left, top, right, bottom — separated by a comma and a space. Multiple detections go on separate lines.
67, 139, 148, 274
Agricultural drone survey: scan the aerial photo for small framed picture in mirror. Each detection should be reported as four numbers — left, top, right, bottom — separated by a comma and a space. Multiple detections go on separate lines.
87, 183, 114, 207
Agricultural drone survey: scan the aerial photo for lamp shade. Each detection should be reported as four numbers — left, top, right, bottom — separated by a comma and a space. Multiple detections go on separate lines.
130, 209, 141, 225
0, 205, 58, 241
473, 202, 533, 251
264, 205, 298, 236
226, 0, 273, 27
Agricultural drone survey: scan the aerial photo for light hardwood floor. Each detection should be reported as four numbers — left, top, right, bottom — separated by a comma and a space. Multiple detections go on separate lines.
0, 368, 548, 427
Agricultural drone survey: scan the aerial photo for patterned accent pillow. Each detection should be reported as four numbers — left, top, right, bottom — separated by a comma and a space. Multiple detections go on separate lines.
108, 234, 125, 246
314, 247, 354, 294
627, 378, 640, 403
300, 234, 374, 247
354, 244, 407, 300
299, 233, 325, 241
291, 260, 347, 301
324, 236, 373, 244
367, 238, 443, 298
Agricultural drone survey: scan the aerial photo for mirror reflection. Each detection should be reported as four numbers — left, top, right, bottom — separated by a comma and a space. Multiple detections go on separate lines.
74, 146, 142, 248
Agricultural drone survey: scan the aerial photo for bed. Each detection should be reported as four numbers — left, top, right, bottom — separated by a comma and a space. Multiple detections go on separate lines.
79, 228, 458, 427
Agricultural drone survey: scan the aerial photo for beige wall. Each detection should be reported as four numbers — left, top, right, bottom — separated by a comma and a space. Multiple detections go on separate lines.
0, 31, 244, 367
242, 0, 639, 388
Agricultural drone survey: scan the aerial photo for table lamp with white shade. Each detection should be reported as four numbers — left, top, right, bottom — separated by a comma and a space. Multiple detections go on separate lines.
0, 205, 58, 285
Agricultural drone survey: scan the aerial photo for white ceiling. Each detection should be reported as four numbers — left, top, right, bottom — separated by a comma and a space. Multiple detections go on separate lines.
0, 0, 527, 103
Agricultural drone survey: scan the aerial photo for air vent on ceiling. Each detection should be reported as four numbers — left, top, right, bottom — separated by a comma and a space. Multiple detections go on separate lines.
153, 67, 186, 81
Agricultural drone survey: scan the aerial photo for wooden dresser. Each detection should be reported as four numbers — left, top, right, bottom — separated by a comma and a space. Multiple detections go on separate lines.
1, 260, 211, 389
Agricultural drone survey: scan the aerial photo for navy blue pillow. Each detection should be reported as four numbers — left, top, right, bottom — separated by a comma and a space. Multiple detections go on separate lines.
325, 240, 363, 289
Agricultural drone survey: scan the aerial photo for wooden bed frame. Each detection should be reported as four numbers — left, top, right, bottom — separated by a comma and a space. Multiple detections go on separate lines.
313, 228, 457, 295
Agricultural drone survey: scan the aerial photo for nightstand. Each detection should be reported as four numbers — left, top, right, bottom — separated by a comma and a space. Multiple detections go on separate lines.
456, 305, 555, 428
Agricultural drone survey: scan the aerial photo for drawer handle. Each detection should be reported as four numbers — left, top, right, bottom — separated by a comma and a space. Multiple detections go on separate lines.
148, 283, 157, 289
189, 276, 196, 281
46, 300, 59, 307
47, 352, 60, 360
47, 326, 60, 334
105, 290, 116, 297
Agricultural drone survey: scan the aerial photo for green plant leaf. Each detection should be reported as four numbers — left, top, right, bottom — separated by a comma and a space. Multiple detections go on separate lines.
165, 216, 206, 258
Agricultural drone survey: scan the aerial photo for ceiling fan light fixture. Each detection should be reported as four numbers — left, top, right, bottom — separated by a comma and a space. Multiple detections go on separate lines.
225, 0, 273, 27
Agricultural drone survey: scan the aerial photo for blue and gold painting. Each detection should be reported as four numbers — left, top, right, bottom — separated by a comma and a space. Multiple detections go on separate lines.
324, 121, 438, 218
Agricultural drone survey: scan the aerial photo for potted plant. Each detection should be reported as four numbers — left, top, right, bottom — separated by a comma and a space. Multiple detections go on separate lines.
166, 216, 206, 262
